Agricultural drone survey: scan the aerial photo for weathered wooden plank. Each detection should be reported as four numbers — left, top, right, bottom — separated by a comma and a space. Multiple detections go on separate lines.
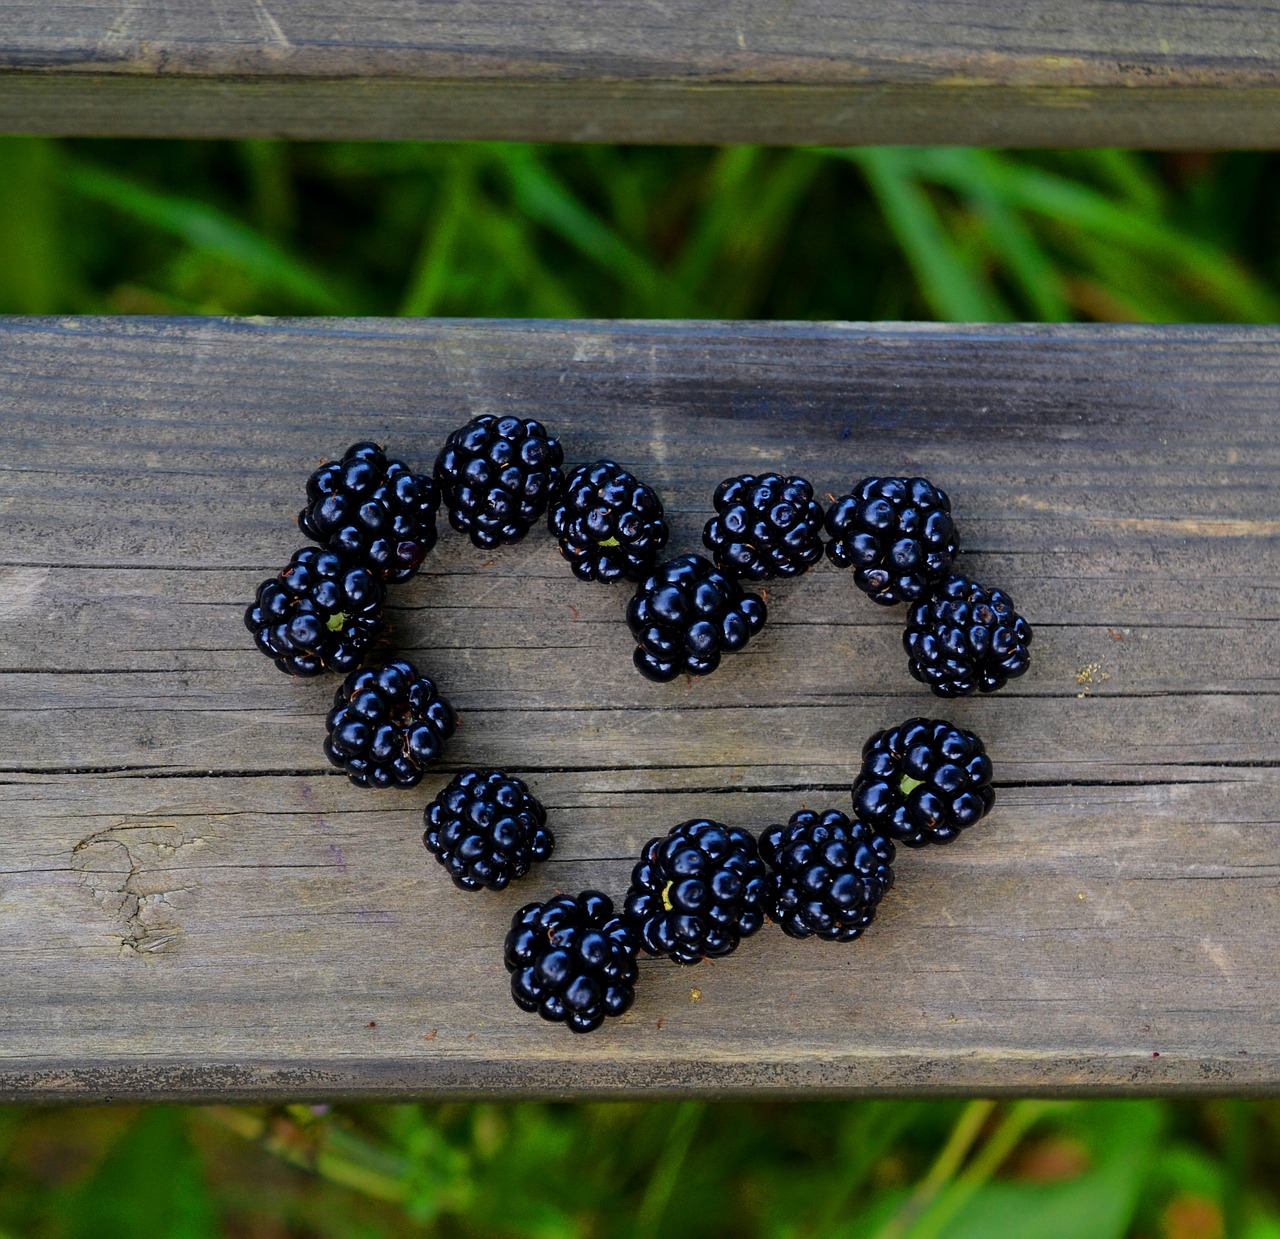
6, 78, 1280, 148
2, 1, 1280, 145
0, 317, 1278, 1099
2, 772, 1278, 1098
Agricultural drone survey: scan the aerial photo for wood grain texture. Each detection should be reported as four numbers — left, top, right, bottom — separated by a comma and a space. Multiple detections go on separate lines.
2, 0, 1280, 144
1, 316, 1279, 1100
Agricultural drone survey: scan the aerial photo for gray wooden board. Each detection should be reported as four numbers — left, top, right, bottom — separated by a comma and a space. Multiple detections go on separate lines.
0, 316, 1278, 1100
2, 1, 1280, 145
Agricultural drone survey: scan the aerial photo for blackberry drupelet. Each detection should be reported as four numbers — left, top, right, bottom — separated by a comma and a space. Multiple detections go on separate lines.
624, 819, 767, 964
702, 472, 825, 580
324, 658, 456, 788
423, 769, 554, 891
298, 442, 440, 583
852, 718, 994, 847
548, 459, 669, 583
626, 554, 767, 682
433, 415, 564, 548
505, 891, 640, 1033
245, 546, 385, 677
904, 573, 1033, 697
825, 476, 958, 605
760, 809, 895, 942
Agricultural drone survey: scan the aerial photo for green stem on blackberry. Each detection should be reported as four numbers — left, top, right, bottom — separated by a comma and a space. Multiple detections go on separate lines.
661, 880, 674, 912
326, 612, 347, 633
598, 536, 620, 547
898, 774, 924, 796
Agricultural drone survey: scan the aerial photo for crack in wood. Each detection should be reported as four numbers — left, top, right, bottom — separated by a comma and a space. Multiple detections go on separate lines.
5, 764, 1280, 785
70, 820, 208, 956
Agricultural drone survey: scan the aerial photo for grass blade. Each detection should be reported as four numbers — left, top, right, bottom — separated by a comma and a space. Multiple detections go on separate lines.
897, 1101, 1056, 1239
0, 137, 67, 313
498, 145, 686, 315
673, 146, 765, 295
891, 148, 1070, 319
869, 1101, 998, 1239
969, 160, 1280, 320
844, 148, 1011, 321
480, 201, 585, 316
62, 160, 346, 312
717, 150, 827, 318
237, 139, 297, 240
632, 1102, 706, 1239
803, 1102, 928, 1239
399, 158, 473, 316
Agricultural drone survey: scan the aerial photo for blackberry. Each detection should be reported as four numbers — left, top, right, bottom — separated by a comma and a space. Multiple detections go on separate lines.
626, 554, 767, 682
434, 416, 564, 549
624, 819, 768, 964
245, 546, 385, 677
423, 769, 554, 891
505, 891, 640, 1033
548, 459, 669, 583
702, 473, 825, 580
852, 718, 994, 847
760, 809, 895, 941
904, 573, 1033, 697
826, 477, 958, 605
298, 442, 440, 584
324, 659, 456, 789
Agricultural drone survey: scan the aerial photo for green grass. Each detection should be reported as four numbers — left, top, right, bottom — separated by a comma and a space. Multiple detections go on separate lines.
2, 1100, 1279, 1238
3, 134, 1280, 1237
2, 138, 1279, 321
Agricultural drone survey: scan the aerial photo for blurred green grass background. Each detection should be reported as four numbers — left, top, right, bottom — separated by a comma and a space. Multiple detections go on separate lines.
3, 136, 1280, 1239
2, 139, 1279, 322
4, 1100, 1280, 1239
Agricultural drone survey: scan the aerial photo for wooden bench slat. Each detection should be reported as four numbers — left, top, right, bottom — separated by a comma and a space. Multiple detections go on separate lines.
1, 317, 1278, 1100
2, 1, 1280, 145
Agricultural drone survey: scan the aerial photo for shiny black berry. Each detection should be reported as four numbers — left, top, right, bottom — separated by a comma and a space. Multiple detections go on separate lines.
298, 442, 440, 583
702, 473, 825, 580
826, 477, 958, 604
760, 809, 894, 942
505, 891, 640, 1033
626, 554, 767, 682
904, 573, 1033, 697
324, 659, 456, 789
624, 819, 768, 964
245, 546, 385, 677
433, 416, 564, 549
852, 718, 994, 848
548, 459, 669, 583
423, 769, 554, 891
